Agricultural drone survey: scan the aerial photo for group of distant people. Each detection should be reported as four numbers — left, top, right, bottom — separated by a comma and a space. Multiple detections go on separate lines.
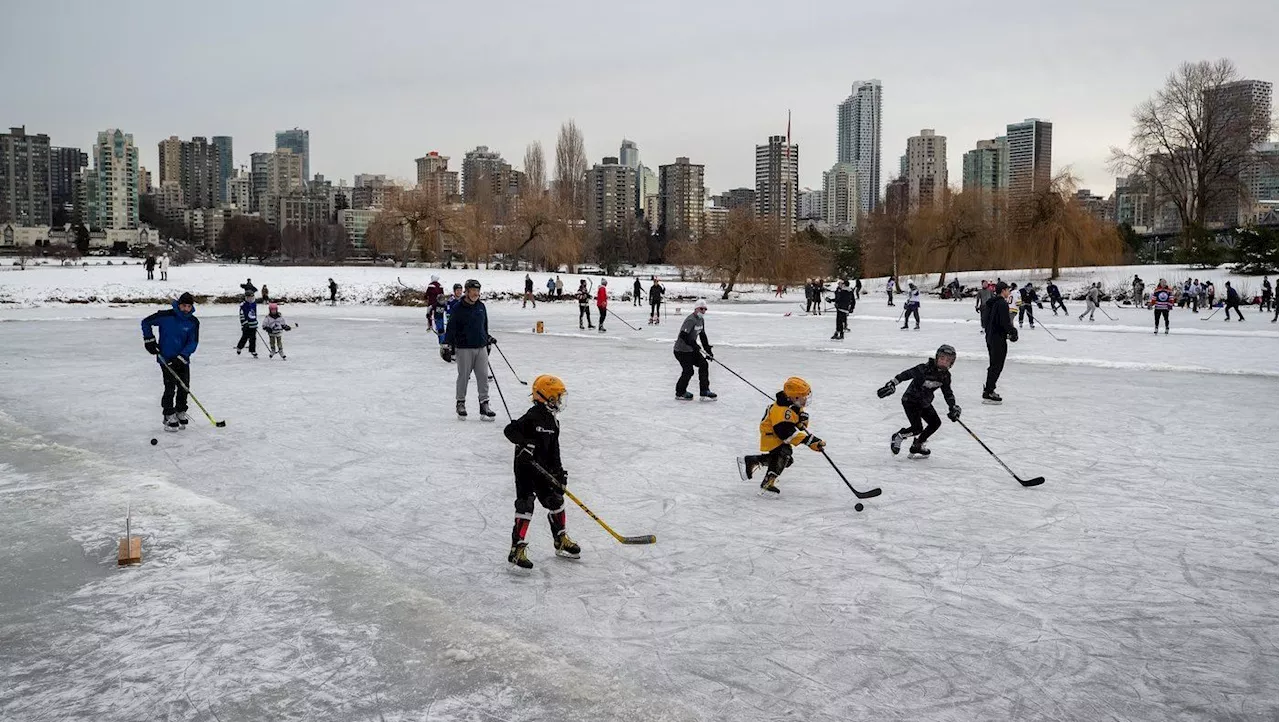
143, 253, 170, 281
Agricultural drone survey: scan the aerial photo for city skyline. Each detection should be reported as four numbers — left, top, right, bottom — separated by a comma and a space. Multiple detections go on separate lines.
3, 1, 1277, 201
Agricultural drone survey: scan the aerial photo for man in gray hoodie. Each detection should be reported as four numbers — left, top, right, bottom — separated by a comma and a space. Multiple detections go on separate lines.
673, 298, 716, 401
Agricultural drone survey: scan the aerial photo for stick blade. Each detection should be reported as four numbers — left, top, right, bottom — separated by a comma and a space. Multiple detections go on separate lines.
1019, 476, 1046, 487
854, 487, 883, 500
215, 420, 227, 427
620, 535, 657, 545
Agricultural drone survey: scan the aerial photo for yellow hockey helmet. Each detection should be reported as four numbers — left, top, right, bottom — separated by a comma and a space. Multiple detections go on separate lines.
532, 374, 568, 412
783, 376, 811, 405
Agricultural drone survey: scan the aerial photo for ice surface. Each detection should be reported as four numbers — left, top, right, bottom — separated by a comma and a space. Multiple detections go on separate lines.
0, 266, 1276, 721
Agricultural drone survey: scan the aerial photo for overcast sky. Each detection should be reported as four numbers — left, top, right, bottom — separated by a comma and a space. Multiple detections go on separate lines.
6, 0, 1278, 197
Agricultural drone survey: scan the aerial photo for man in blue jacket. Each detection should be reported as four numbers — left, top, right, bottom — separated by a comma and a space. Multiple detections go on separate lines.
141, 292, 201, 431
443, 279, 497, 419
235, 292, 259, 357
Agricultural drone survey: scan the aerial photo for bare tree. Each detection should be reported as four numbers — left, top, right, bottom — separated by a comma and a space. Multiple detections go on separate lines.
1011, 171, 1122, 279
367, 191, 454, 265
523, 142, 546, 197
697, 209, 780, 299
554, 121, 587, 218
912, 189, 988, 288
1109, 59, 1274, 243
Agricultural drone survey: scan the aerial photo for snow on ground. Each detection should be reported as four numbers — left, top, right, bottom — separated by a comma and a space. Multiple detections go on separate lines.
2, 259, 1275, 308
0, 267, 1276, 721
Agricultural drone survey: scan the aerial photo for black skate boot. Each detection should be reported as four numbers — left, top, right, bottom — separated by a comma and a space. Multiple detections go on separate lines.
163, 413, 180, 432
508, 543, 532, 569
456, 400, 467, 418
554, 533, 581, 559
176, 411, 189, 428
909, 440, 931, 457
891, 431, 905, 455
700, 390, 718, 401
676, 391, 693, 401
982, 390, 1003, 405
759, 472, 781, 495
479, 401, 497, 421
737, 455, 760, 481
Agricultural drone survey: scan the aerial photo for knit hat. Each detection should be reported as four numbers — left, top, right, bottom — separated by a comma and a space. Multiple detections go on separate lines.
268, 302, 279, 313
694, 298, 708, 311
177, 292, 195, 306
430, 274, 440, 283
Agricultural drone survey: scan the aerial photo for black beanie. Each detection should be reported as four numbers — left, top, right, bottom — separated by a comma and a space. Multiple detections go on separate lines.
177, 292, 195, 306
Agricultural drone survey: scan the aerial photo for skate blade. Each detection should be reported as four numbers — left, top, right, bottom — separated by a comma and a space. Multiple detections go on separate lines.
981, 400, 1003, 405
479, 415, 496, 422
736, 457, 750, 481
555, 549, 581, 560
699, 396, 717, 402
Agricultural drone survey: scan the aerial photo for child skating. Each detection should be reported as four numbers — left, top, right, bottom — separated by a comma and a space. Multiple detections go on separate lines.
260, 303, 293, 359
736, 377, 825, 495
878, 344, 960, 458
235, 292, 259, 357
502, 374, 580, 569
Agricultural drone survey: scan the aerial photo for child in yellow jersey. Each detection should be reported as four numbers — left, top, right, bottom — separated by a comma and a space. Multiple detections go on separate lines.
736, 377, 825, 494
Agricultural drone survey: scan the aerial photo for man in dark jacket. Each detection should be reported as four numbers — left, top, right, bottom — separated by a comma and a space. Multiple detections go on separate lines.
1017, 283, 1038, 328
141, 292, 200, 431
443, 279, 497, 419
575, 280, 594, 329
648, 277, 665, 325
633, 277, 644, 306
145, 255, 156, 280
828, 280, 854, 340
673, 298, 715, 400
1046, 280, 1067, 315
982, 282, 1018, 404
1223, 281, 1245, 321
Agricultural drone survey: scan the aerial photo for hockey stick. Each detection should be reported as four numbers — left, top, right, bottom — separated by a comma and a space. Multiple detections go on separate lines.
530, 460, 656, 545
1036, 322, 1067, 342
1201, 306, 1222, 321
486, 348, 513, 420
489, 341, 528, 385
396, 276, 418, 291
711, 358, 771, 400
820, 450, 882, 500
1096, 304, 1116, 321
606, 307, 641, 331
955, 419, 1043, 487
257, 329, 273, 357
154, 355, 226, 427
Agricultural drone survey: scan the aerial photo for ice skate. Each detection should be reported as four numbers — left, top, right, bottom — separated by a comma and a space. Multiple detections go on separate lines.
676, 391, 693, 401
700, 391, 718, 401
908, 441, 931, 458
508, 543, 532, 569
456, 400, 467, 418
759, 473, 780, 495
554, 533, 581, 559
737, 456, 759, 481
982, 390, 1003, 405
163, 413, 180, 432
891, 431, 904, 455
478, 401, 497, 421
176, 411, 189, 428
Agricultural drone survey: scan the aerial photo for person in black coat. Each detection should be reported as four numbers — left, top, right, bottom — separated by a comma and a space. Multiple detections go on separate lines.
878, 344, 959, 457
982, 282, 1018, 404
827, 280, 854, 340
502, 374, 579, 569
1223, 281, 1245, 321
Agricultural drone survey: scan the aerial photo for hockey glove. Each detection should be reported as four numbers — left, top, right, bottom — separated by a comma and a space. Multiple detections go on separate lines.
144, 338, 159, 356
1008, 329, 1019, 343
440, 345, 455, 363
516, 442, 535, 460
947, 405, 961, 422
877, 380, 897, 398
487, 335, 497, 347
805, 434, 825, 452
555, 470, 568, 487
283, 324, 292, 331
797, 411, 810, 429
703, 346, 714, 360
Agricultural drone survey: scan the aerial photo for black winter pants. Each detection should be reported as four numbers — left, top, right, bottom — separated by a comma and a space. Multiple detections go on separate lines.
1018, 304, 1034, 326
513, 468, 565, 545
597, 307, 607, 327
650, 301, 661, 320
578, 305, 593, 327
747, 444, 794, 480
160, 359, 190, 415
238, 325, 257, 350
1050, 297, 1067, 314
674, 350, 709, 396
902, 305, 919, 328
1154, 308, 1169, 330
1225, 301, 1244, 320
834, 310, 848, 336
985, 339, 1008, 394
899, 402, 941, 443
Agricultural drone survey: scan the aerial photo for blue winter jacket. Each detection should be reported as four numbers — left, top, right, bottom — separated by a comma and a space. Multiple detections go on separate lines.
141, 301, 200, 361
239, 300, 259, 328
444, 298, 489, 348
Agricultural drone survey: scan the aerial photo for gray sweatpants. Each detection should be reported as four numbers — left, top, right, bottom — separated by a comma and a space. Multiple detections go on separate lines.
455, 347, 490, 403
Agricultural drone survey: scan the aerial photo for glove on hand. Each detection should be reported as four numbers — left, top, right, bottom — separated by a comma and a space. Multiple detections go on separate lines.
947, 405, 961, 422
144, 339, 159, 356
805, 435, 825, 452
877, 380, 897, 399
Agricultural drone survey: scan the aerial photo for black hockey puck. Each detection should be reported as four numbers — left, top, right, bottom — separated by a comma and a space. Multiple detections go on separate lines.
150, 438, 158, 445
854, 503, 864, 512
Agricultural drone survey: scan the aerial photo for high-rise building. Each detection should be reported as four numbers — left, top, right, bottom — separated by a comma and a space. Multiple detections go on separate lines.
415, 152, 460, 203
837, 79, 882, 216
799, 188, 824, 221
756, 135, 799, 237
226, 168, 251, 209
1006, 119, 1053, 200
50, 146, 88, 213
1206, 80, 1275, 144
905, 129, 947, 210
212, 136, 233, 203
461, 146, 509, 203
585, 156, 638, 243
884, 177, 909, 218
90, 129, 139, 230
249, 152, 271, 213
1114, 175, 1154, 231
275, 128, 310, 180
338, 208, 382, 249
714, 188, 756, 211
354, 174, 387, 188
157, 136, 220, 209
0, 126, 52, 227
961, 138, 1007, 192
1241, 142, 1279, 223
636, 165, 657, 218
658, 157, 705, 241
261, 149, 304, 224
619, 139, 640, 170
822, 162, 859, 233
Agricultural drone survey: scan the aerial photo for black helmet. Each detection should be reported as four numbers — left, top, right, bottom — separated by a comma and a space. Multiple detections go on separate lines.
464, 279, 481, 290
935, 344, 957, 363
452, 283, 463, 290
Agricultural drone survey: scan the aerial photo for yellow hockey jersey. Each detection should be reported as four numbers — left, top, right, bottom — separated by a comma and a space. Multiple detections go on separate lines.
758, 391, 809, 452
